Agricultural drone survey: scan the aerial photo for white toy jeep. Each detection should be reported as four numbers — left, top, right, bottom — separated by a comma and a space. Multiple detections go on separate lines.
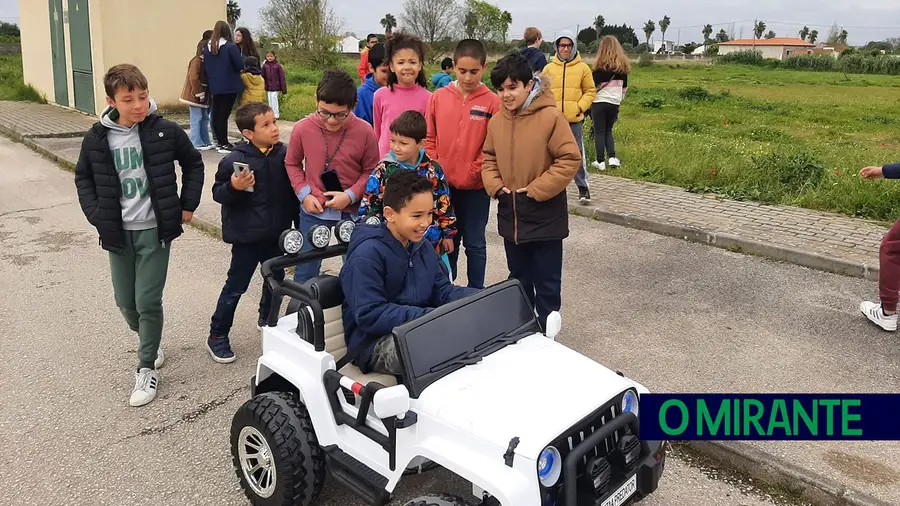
229, 220, 667, 506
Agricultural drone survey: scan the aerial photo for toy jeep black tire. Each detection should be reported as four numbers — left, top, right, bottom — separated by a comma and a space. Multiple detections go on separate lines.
402, 494, 476, 506
230, 392, 327, 506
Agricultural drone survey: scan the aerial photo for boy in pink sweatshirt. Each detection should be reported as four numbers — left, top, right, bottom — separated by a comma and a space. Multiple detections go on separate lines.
285, 69, 380, 282
425, 39, 500, 289
373, 32, 432, 157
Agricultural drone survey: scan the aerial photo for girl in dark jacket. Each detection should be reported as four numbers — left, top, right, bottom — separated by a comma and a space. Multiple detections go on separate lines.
262, 50, 287, 118
235, 27, 261, 60
204, 20, 244, 154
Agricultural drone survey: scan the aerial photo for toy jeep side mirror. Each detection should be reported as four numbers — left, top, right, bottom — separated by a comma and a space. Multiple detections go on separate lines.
545, 311, 562, 340
374, 384, 411, 419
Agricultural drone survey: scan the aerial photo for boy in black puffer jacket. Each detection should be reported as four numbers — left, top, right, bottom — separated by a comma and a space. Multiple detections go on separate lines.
74, 64, 205, 407
207, 102, 299, 364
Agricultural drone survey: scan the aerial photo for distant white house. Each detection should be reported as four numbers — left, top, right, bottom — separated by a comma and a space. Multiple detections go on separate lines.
718, 38, 815, 60
653, 39, 675, 54
336, 36, 361, 54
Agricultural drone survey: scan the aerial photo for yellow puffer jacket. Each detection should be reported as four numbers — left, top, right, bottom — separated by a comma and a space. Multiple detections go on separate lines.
240, 71, 266, 106
543, 53, 596, 123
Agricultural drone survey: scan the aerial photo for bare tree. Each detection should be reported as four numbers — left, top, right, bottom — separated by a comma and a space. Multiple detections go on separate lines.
400, 0, 461, 44
260, 0, 343, 49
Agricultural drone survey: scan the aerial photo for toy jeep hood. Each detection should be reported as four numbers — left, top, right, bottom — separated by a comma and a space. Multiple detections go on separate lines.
413, 333, 637, 459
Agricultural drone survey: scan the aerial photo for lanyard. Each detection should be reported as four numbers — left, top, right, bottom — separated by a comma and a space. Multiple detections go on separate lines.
319, 127, 348, 170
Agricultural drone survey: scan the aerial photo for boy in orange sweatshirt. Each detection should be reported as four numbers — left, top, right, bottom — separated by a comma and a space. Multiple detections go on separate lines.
425, 39, 500, 289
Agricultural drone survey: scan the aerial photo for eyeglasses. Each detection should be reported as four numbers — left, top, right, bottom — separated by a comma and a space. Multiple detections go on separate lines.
558, 43, 574, 49
317, 109, 350, 120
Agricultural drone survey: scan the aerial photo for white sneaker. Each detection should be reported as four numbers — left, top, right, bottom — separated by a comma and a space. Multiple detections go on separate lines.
154, 346, 165, 369
591, 161, 607, 171
197, 144, 215, 151
129, 368, 159, 407
608, 157, 621, 168
860, 301, 898, 331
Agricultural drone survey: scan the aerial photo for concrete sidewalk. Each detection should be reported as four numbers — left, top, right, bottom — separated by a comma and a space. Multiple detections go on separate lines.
2, 100, 896, 506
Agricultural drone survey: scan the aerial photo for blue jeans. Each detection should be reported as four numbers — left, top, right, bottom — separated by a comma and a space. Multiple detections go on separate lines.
570, 121, 588, 190
448, 187, 491, 289
293, 210, 355, 283
210, 240, 284, 337
189, 106, 211, 147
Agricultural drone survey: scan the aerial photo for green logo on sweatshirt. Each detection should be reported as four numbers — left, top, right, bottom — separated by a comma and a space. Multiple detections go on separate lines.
113, 147, 143, 172
121, 178, 149, 199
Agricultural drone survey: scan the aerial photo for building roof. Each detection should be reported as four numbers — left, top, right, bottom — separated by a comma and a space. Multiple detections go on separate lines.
720, 37, 815, 47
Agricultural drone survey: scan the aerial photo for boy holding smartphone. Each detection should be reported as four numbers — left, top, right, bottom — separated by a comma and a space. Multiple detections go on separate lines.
207, 102, 298, 363
286, 69, 380, 283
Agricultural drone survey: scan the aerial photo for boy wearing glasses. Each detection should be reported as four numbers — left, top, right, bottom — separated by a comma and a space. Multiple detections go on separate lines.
286, 69, 380, 282
543, 31, 596, 203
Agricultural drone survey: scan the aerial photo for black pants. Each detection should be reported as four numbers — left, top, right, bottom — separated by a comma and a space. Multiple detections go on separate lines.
209, 239, 284, 337
211, 93, 238, 147
591, 102, 620, 161
504, 239, 563, 330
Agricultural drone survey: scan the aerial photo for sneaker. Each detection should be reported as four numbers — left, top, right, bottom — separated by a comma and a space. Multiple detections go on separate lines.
197, 144, 215, 151
591, 161, 607, 171
860, 301, 898, 331
578, 187, 592, 205
608, 157, 621, 168
129, 368, 159, 407
154, 346, 165, 369
257, 317, 266, 331
207, 335, 236, 363
216, 143, 234, 154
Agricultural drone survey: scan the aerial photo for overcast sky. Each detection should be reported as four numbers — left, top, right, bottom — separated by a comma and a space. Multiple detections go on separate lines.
1, 0, 898, 46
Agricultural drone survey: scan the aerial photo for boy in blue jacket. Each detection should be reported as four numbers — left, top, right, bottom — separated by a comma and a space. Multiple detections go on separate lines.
353, 42, 390, 126
340, 170, 478, 375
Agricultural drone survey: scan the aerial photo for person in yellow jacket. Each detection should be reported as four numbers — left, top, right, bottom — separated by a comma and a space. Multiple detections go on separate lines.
543, 31, 596, 203
239, 56, 267, 106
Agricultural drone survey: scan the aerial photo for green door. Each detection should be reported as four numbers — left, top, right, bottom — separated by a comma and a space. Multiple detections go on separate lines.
67, 0, 94, 113
48, 0, 68, 106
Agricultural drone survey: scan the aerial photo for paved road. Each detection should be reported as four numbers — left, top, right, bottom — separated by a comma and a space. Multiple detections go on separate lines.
0, 134, 866, 506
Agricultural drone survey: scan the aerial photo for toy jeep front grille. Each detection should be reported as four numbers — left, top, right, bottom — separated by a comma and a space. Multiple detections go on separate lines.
556, 392, 625, 473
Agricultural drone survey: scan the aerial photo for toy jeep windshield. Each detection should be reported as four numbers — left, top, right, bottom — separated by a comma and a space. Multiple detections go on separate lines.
229, 221, 667, 506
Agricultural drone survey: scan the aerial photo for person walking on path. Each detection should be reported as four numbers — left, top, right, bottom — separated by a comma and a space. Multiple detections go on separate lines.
859, 162, 900, 331
179, 38, 213, 150
235, 27, 261, 60
520, 27, 548, 73
590, 36, 630, 174
372, 32, 432, 157
204, 21, 244, 154
262, 50, 287, 118
358, 34, 379, 82
543, 30, 596, 204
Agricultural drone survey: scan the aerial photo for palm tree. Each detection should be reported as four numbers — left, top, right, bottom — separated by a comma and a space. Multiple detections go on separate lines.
764, 30, 776, 39
500, 10, 512, 42
226, 0, 241, 28
716, 29, 729, 43
754, 20, 766, 40
702, 24, 713, 45
809, 30, 819, 44
659, 15, 671, 43
799, 26, 810, 41
594, 15, 605, 38
380, 13, 397, 37
643, 20, 655, 46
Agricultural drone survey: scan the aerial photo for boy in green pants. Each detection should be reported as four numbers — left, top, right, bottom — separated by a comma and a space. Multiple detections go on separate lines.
75, 64, 205, 407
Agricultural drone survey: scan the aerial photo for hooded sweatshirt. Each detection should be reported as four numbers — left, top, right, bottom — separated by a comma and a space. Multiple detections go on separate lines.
520, 46, 548, 73
353, 74, 381, 126
285, 111, 380, 219
425, 82, 501, 190
240, 66, 266, 105
542, 32, 596, 123
481, 75, 581, 244
100, 99, 159, 231
339, 223, 477, 372
373, 84, 432, 157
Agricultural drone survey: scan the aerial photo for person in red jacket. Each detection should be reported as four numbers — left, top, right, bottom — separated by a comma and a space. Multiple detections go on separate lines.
425, 39, 500, 289
357, 34, 379, 82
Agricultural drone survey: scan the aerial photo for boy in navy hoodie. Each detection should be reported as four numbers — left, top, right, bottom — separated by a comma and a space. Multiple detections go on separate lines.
207, 102, 298, 363
353, 42, 390, 126
340, 170, 478, 375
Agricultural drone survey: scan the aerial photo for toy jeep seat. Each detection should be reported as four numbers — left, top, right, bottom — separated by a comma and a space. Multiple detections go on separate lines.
296, 275, 398, 387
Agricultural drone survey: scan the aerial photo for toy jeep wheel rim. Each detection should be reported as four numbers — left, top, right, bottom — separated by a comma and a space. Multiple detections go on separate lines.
238, 426, 277, 498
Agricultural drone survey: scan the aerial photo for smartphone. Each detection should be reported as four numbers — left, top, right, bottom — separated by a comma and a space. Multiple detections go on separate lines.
233, 162, 254, 192
321, 169, 343, 193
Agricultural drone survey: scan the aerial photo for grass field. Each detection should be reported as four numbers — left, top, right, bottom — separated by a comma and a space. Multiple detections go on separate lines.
4, 52, 900, 221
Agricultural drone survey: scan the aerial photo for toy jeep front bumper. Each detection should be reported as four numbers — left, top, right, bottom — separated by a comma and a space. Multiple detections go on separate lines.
553, 411, 666, 506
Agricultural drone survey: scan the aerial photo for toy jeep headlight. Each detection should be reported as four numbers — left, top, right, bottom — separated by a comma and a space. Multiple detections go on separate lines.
308, 224, 331, 249
279, 229, 304, 254
537, 445, 561, 487
622, 389, 639, 417
336, 219, 356, 244
364, 215, 382, 225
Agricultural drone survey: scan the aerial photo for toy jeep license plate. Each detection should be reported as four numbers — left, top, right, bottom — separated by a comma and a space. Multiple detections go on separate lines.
601, 474, 637, 506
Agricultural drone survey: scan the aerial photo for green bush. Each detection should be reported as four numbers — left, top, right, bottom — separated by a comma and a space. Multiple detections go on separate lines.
745, 126, 787, 142
717, 50, 764, 65
671, 119, 707, 133
639, 97, 664, 108
782, 54, 837, 72
638, 53, 653, 67
678, 85, 712, 101
751, 151, 825, 195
